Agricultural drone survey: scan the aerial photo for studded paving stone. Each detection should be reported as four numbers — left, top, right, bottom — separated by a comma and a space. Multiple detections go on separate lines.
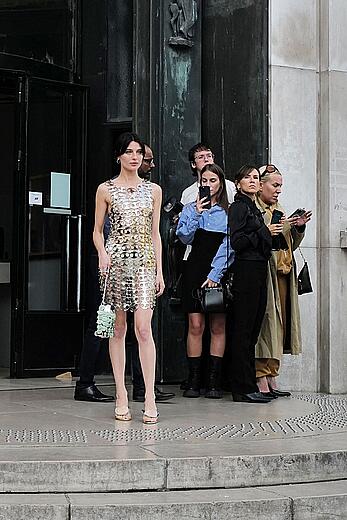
0, 384, 346, 493
0, 392, 346, 446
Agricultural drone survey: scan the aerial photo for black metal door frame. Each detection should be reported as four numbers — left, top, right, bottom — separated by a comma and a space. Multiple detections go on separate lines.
8, 72, 88, 377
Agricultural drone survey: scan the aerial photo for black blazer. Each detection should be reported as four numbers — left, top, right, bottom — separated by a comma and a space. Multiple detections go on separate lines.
228, 192, 272, 261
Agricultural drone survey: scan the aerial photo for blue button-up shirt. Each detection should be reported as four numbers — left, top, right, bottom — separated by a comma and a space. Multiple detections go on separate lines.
176, 202, 234, 282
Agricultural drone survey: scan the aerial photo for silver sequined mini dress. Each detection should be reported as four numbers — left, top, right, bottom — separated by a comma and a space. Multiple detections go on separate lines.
103, 180, 157, 311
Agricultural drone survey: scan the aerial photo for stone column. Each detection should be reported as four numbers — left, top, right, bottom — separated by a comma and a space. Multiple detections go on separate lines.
269, 0, 347, 393
318, 0, 347, 393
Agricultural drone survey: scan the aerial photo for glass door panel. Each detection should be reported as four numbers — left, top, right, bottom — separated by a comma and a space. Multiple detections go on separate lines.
19, 77, 87, 376
0, 73, 19, 376
27, 85, 66, 311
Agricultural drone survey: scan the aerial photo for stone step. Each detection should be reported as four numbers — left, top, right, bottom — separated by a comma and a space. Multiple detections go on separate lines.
0, 437, 346, 493
0, 480, 346, 520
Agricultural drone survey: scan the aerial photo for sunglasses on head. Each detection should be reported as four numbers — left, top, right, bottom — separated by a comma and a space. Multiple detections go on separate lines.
260, 164, 278, 177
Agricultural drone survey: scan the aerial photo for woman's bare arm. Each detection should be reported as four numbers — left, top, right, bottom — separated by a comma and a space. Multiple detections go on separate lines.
151, 183, 165, 296
93, 184, 110, 273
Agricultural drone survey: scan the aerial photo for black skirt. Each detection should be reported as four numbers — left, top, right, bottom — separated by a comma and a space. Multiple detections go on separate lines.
182, 228, 225, 313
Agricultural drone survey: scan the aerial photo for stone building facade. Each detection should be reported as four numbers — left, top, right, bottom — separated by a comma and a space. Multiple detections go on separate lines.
0, 0, 345, 392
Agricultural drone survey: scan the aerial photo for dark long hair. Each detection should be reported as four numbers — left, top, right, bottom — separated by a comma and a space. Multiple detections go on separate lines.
234, 164, 260, 191
114, 132, 145, 158
200, 163, 229, 212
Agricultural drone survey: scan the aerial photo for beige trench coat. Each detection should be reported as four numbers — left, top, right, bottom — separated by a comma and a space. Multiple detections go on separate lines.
255, 199, 305, 361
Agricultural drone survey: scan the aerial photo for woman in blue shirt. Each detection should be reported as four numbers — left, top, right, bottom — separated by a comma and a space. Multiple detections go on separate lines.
177, 164, 234, 399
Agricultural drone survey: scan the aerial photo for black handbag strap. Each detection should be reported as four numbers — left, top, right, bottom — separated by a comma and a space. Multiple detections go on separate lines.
298, 246, 307, 264
226, 210, 232, 280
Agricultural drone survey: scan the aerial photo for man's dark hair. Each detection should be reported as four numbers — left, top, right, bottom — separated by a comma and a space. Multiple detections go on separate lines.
114, 132, 145, 158
188, 142, 212, 176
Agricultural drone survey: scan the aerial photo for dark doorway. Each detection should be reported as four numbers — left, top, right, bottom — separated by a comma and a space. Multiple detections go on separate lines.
0, 71, 88, 377
0, 73, 17, 376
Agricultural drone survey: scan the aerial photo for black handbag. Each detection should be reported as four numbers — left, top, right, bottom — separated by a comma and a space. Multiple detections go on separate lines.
297, 248, 313, 295
194, 221, 234, 313
196, 286, 225, 313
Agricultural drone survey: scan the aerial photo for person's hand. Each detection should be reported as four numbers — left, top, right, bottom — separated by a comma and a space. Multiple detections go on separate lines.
201, 278, 218, 288
99, 253, 111, 276
156, 273, 165, 296
286, 215, 299, 227
293, 210, 312, 227
267, 217, 284, 236
196, 196, 210, 214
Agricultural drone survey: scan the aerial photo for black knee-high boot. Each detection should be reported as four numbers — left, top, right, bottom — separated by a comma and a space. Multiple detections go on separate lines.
205, 355, 223, 399
183, 357, 201, 398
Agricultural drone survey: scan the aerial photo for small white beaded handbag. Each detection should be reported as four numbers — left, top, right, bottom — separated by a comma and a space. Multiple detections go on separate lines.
94, 268, 116, 338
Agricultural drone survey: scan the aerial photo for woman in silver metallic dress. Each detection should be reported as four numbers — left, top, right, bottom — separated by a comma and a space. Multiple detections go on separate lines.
93, 133, 165, 424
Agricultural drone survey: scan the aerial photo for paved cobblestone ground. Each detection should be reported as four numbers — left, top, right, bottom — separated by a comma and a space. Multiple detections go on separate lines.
0, 378, 346, 451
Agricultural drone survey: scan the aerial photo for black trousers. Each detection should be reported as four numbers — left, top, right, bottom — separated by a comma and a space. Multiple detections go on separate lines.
78, 254, 144, 389
226, 259, 268, 394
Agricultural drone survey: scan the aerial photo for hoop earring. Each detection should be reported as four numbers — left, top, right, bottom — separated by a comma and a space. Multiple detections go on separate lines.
116, 158, 120, 164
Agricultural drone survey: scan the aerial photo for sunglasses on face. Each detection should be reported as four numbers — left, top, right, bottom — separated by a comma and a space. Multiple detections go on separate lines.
142, 158, 154, 165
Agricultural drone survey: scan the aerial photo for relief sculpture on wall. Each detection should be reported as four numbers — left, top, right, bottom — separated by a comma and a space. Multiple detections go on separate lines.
169, 0, 198, 47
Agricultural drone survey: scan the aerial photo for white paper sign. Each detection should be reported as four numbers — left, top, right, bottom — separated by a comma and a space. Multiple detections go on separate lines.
29, 191, 42, 206
50, 172, 70, 209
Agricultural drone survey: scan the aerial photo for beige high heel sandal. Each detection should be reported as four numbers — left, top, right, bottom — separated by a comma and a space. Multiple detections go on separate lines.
142, 410, 159, 425
115, 407, 132, 421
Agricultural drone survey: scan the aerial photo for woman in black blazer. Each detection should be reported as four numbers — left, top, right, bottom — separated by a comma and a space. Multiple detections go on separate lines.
226, 165, 282, 403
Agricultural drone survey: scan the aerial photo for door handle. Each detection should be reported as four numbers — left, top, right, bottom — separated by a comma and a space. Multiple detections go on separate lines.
65, 214, 83, 311
65, 216, 71, 310
76, 214, 83, 312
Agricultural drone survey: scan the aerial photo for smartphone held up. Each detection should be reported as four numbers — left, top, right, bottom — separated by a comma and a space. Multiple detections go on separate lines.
270, 209, 284, 251
288, 208, 306, 219
198, 185, 211, 209
270, 209, 284, 224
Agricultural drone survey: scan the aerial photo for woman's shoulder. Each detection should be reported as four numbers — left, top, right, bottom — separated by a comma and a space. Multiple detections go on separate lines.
97, 180, 111, 195
148, 181, 162, 196
229, 197, 250, 212
182, 200, 196, 212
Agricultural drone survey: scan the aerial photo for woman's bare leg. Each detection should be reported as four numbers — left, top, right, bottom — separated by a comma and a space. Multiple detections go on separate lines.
134, 308, 157, 416
109, 310, 128, 410
257, 376, 270, 392
209, 313, 226, 357
187, 313, 205, 357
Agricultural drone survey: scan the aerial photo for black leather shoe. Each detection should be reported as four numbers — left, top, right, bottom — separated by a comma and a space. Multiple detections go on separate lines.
132, 386, 175, 402
183, 387, 200, 398
232, 392, 273, 403
155, 386, 175, 401
261, 392, 278, 399
269, 388, 291, 397
74, 384, 114, 402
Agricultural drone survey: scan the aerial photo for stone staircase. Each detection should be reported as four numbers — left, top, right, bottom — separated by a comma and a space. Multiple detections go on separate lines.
0, 481, 346, 519
0, 388, 346, 519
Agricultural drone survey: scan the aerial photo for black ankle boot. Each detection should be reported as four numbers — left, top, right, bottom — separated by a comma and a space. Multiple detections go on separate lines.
205, 355, 223, 399
183, 357, 201, 398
